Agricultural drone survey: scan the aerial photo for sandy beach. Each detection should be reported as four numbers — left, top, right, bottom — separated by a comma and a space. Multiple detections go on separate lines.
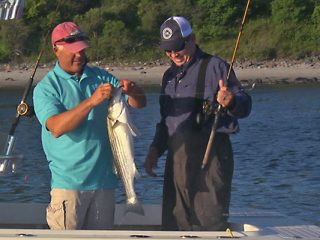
1, 61, 320, 88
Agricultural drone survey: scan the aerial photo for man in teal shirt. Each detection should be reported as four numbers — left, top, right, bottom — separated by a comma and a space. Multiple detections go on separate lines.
33, 21, 146, 230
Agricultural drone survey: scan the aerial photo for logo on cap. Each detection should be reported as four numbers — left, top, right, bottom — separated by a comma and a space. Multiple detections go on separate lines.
69, 30, 81, 36
162, 27, 173, 40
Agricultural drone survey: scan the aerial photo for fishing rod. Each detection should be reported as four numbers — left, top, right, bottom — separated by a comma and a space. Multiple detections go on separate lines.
201, 0, 251, 169
0, 33, 50, 174
1, 2, 61, 174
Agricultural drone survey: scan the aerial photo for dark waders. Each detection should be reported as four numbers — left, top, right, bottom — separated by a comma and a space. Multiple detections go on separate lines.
161, 54, 233, 231
162, 131, 233, 231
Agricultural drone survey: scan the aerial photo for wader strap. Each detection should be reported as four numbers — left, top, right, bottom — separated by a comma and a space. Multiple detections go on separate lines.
194, 54, 212, 117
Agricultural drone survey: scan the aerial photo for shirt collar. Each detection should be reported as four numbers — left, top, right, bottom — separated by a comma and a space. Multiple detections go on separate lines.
53, 61, 90, 82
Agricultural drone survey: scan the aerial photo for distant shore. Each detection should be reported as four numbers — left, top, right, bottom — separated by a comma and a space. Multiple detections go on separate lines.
1, 60, 320, 88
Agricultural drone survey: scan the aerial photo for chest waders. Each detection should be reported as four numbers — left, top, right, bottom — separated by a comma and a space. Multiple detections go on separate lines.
162, 54, 234, 231
162, 54, 211, 230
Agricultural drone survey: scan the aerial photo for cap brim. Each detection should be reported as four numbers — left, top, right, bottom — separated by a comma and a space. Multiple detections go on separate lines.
64, 40, 90, 53
160, 39, 185, 51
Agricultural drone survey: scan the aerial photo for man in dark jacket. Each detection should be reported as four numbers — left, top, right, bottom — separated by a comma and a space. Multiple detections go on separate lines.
144, 16, 252, 231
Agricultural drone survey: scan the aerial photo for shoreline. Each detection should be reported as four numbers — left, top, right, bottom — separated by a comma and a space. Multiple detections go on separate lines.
1, 61, 320, 88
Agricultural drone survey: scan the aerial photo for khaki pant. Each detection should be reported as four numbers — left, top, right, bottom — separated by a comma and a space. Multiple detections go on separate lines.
47, 188, 115, 230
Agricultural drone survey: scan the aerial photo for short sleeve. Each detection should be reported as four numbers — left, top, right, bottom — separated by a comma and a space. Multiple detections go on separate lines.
33, 82, 66, 126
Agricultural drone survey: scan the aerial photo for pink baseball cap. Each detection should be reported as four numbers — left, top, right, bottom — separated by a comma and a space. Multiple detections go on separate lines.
51, 22, 90, 53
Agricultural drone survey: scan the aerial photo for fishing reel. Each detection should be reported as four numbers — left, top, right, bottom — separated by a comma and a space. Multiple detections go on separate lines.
203, 99, 226, 117
203, 100, 215, 116
16, 101, 34, 117
196, 100, 223, 126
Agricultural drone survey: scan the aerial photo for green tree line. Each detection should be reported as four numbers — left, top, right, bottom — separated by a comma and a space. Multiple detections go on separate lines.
1, 0, 320, 64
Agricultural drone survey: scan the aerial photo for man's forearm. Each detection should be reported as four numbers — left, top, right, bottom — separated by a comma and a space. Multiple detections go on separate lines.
46, 98, 94, 138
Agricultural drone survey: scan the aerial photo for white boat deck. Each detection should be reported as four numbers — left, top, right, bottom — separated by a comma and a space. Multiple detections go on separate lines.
0, 203, 319, 239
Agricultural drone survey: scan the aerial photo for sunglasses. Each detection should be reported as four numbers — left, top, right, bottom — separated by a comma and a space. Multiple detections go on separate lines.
164, 35, 191, 54
54, 32, 88, 44
165, 42, 186, 54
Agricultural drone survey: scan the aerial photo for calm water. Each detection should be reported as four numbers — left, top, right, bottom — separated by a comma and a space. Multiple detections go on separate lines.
0, 84, 319, 226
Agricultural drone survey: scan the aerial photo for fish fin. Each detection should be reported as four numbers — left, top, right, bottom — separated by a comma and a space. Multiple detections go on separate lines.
112, 163, 119, 176
107, 117, 118, 128
125, 200, 145, 216
128, 122, 141, 137
112, 120, 121, 129
134, 167, 140, 179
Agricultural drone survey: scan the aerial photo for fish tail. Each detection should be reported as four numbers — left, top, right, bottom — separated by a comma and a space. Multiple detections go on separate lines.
125, 199, 145, 216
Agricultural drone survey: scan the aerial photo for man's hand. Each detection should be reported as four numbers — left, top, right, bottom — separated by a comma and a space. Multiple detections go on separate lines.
46, 83, 113, 138
119, 79, 137, 95
90, 82, 114, 106
119, 79, 146, 108
144, 146, 159, 177
217, 80, 234, 108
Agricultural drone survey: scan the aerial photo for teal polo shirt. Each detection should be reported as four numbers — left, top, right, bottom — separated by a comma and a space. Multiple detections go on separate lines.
33, 62, 118, 190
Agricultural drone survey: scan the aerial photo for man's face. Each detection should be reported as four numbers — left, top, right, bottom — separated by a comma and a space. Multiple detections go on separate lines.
54, 45, 87, 75
164, 36, 195, 66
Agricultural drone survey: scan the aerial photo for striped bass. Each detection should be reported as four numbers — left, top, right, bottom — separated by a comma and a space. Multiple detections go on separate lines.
107, 87, 144, 216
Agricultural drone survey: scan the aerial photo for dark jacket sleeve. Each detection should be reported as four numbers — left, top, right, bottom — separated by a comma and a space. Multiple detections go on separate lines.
227, 68, 252, 118
150, 121, 168, 157
219, 61, 252, 119
149, 71, 170, 157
